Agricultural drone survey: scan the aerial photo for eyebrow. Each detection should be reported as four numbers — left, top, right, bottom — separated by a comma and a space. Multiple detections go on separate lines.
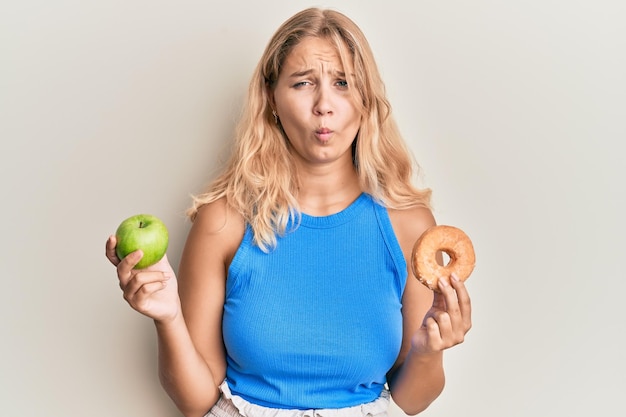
288, 69, 347, 78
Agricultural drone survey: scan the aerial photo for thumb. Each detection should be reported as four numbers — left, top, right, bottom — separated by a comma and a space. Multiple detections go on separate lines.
105, 235, 121, 266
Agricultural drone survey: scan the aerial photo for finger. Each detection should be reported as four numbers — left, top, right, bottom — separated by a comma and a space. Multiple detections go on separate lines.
437, 275, 459, 312
117, 250, 144, 287
431, 310, 454, 342
105, 235, 121, 266
437, 275, 467, 342
124, 273, 168, 303
125, 282, 168, 312
424, 317, 444, 351
451, 273, 472, 330
123, 269, 167, 293
427, 309, 466, 349
431, 287, 446, 310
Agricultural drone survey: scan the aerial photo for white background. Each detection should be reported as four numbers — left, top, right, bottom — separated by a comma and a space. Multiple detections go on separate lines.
1, 1, 624, 416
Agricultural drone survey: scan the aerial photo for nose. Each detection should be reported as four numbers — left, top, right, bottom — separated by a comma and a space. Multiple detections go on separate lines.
313, 85, 333, 116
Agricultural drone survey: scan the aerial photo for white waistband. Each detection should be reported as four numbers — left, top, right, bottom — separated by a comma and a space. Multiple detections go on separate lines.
219, 381, 390, 417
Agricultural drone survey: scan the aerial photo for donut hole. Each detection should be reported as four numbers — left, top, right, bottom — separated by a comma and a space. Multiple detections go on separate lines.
436, 250, 452, 267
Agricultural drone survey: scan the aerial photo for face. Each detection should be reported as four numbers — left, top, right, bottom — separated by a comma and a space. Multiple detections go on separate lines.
270, 37, 362, 168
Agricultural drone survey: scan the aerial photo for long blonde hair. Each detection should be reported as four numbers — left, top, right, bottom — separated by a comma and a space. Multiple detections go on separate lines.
187, 7, 431, 251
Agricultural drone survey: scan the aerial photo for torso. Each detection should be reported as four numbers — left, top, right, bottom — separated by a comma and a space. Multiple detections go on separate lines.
222, 193, 408, 409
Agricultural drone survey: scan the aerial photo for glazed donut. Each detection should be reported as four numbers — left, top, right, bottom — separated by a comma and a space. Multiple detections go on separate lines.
411, 225, 475, 291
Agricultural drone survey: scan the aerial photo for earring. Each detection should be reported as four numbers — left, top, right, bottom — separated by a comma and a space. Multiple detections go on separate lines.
272, 110, 279, 124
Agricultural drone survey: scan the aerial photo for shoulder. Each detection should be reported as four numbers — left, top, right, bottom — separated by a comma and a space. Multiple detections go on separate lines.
185, 198, 246, 267
193, 198, 243, 228
386, 205, 437, 307
387, 205, 436, 254
178, 198, 244, 328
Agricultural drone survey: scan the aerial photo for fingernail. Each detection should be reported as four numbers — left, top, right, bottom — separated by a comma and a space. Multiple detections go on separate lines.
438, 277, 448, 288
451, 273, 460, 282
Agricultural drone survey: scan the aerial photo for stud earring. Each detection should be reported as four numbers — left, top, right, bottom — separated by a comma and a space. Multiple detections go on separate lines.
272, 110, 279, 124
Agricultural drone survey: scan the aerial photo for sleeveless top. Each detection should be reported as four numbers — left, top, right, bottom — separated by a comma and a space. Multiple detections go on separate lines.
222, 193, 407, 409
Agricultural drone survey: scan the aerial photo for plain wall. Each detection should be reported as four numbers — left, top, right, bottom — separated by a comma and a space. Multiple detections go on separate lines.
1, 1, 624, 416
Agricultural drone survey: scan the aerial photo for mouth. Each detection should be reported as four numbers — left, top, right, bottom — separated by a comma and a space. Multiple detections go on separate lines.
315, 127, 333, 142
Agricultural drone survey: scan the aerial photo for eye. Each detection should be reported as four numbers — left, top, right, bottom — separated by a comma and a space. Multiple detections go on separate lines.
336, 80, 348, 89
293, 81, 311, 88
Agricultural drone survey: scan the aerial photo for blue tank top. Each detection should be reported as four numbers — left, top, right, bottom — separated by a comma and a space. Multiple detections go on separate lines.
222, 193, 407, 409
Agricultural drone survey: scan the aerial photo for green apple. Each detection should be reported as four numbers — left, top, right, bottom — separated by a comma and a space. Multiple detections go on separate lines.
115, 214, 169, 269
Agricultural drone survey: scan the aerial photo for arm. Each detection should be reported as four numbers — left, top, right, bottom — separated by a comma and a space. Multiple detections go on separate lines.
105, 198, 243, 417
166, 198, 244, 415
387, 207, 472, 415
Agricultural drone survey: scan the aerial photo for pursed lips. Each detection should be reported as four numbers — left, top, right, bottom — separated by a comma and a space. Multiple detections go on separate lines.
315, 127, 333, 142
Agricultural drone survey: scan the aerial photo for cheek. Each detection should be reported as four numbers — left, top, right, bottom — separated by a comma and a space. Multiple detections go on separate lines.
279, 104, 310, 133
341, 100, 362, 125
277, 113, 307, 145
274, 88, 303, 120
279, 110, 303, 133
347, 112, 362, 134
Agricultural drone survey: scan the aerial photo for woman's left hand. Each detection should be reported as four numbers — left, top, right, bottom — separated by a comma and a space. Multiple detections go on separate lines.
411, 273, 472, 355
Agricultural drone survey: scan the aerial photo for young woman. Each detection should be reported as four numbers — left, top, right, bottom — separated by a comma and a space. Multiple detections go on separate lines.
106, 7, 472, 417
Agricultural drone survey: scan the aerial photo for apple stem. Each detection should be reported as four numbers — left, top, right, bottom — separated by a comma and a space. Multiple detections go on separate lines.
139, 221, 144, 228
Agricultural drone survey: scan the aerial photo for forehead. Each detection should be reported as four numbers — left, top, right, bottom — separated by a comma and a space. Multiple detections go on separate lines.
283, 36, 348, 72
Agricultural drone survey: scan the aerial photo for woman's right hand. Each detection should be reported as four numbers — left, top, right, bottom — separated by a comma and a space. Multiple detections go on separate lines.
105, 235, 181, 323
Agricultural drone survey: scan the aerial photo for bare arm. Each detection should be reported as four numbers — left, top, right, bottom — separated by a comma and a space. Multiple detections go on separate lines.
387, 207, 472, 415
165, 198, 244, 416
105, 198, 243, 417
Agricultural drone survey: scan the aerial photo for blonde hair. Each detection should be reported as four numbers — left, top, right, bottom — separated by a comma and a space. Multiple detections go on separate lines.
187, 7, 431, 251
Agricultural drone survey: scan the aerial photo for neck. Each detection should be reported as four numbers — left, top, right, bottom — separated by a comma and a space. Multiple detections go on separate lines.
295, 159, 362, 216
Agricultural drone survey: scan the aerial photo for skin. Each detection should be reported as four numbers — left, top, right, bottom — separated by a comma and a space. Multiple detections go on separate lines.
105, 36, 471, 417
269, 36, 364, 214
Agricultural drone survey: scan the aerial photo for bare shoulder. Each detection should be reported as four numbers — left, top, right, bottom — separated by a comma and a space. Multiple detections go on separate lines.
178, 198, 245, 295
192, 198, 245, 237
387, 205, 436, 254
186, 198, 245, 264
